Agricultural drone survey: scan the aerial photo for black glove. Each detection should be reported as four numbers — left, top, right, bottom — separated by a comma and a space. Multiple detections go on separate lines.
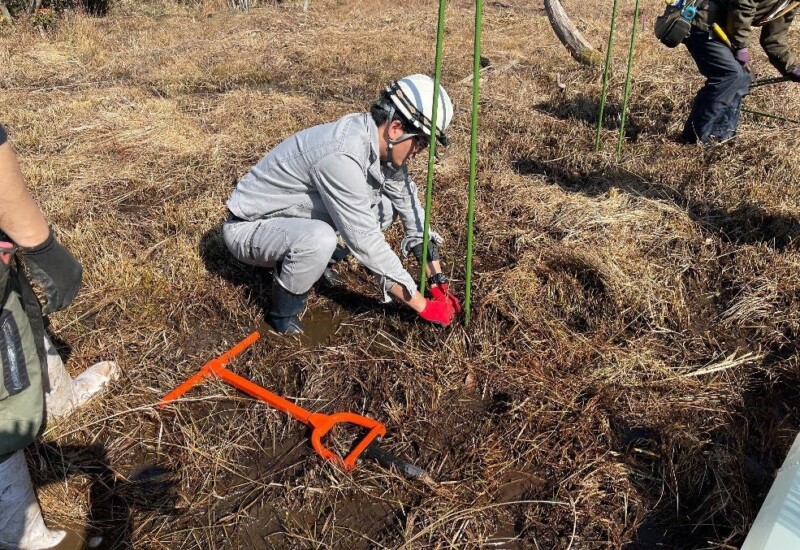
410, 241, 440, 264
21, 228, 83, 314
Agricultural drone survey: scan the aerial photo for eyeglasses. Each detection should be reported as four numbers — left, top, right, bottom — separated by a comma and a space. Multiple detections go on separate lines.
395, 132, 429, 150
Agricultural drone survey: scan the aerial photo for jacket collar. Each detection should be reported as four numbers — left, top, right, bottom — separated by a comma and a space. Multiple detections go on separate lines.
365, 114, 385, 184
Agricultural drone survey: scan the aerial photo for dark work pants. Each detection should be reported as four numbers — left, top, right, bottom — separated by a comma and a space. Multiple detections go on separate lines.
683, 28, 752, 144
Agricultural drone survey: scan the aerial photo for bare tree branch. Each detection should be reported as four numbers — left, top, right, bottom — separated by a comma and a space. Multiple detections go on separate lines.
544, 0, 602, 67
0, 2, 12, 25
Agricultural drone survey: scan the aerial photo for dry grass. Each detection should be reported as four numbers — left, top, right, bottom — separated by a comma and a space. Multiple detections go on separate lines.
2, 0, 800, 547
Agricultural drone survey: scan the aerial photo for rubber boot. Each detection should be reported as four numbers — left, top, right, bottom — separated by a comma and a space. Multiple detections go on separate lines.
0, 451, 66, 550
44, 335, 119, 422
268, 284, 308, 334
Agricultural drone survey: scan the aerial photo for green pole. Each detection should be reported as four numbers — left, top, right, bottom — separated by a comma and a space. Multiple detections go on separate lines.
594, 0, 620, 152
742, 107, 800, 125
750, 76, 789, 89
419, 0, 448, 295
465, 0, 484, 325
616, 0, 641, 160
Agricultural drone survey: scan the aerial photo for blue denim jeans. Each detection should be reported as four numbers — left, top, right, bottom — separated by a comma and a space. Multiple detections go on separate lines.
683, 28, 752, 144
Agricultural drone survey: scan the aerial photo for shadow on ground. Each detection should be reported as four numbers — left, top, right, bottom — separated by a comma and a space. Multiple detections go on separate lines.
3, 424, 178, 550
616, 371, 798, 548
513, 157, 800, 250
534, 95, 648, 141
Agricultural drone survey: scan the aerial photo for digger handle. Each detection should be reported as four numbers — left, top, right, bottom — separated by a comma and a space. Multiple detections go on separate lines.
158, 329, 386, 472
158, 331, 261, 407
308, 412, 387, 471
159, 367, 213, 407
215, 367, 386, 470
212, 363, 316, 423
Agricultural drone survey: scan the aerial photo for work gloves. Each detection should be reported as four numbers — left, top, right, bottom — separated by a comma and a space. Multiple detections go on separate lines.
427, 273, 461, 314
429, 282, 462, 314
410, 241, 440, 264
734, 48, 752, 73
21, 228, 83, 314
418, 298, 455, 326
788, 66, 800, 82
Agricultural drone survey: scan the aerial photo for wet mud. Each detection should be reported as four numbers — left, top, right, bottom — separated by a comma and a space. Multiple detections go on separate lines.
257, 298, 348, 348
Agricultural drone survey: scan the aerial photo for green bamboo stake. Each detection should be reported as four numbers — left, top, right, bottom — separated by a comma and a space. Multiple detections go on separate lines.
594, 0, 621, 151
419, 0, 447, 295
742, 107, 800, 125
616, 0, 641, 160
749, 76, 789, 89
465, 0, 484, 324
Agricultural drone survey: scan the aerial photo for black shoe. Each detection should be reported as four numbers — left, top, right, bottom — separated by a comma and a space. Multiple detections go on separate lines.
269, 284, 308, 334
330, 244, 351, 264
320, 267, 347, 288
319, 244, 351, 288
702, 134, 736, 150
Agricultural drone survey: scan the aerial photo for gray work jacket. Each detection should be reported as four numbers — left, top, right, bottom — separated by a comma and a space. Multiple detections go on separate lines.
227, 113, 432, 300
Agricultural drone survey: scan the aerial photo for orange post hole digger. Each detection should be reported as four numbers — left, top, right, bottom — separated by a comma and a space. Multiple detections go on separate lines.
160, 331, 430, 479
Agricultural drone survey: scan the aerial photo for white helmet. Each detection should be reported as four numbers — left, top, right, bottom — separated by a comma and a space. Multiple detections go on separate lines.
383, 74, 453, 146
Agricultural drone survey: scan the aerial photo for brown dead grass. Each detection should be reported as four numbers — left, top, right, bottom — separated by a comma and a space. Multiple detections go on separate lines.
2, 0, 800, 547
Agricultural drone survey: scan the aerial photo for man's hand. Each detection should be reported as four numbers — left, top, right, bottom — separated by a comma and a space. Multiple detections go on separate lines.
21, 228, 82, 314
734, 48, 752, 73
418, 298, 455, 326
429, 283, 462, 313
788, 66, 800, 82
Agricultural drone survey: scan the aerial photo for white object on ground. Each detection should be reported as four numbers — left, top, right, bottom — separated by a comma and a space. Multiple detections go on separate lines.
43, 335, 118, 420
0, 451, 66, 550
742, 432, 800, 549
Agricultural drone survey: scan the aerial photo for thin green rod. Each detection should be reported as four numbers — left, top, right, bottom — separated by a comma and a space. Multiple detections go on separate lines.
419, 0, 447, 295
742, 107, 800, 125
616, 0, 641, 160
465, 0, 484, 324
594, 0, 620, 151
750, 76, 789, 89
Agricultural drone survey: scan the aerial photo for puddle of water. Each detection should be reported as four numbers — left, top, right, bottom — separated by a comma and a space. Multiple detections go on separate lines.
241, 491, 401, 549
257, 299, 347, 347
485, 469, 547, 549
50, 524, 89, 550
239, 432, 309, 481
496, 468, 547, 503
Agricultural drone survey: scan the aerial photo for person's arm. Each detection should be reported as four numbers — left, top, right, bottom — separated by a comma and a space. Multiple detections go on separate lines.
0, 127, 82, 313
312, 152, 419, 300
387, 280, 455, 325
760, 11, 798, 76
312, 153, 453, 324
0, 134, 50, 247
728, 0, 759, 50
388, 281, 426, 312
381, 167, 444, 278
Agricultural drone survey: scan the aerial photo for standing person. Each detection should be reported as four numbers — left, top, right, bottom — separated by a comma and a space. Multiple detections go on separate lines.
223, 74, 461, 334
682, 0, 800, 145
0, 124, 118, 550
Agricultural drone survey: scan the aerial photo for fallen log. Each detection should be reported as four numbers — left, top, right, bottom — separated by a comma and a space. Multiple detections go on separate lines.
1, 2, 13, 25
544, 0, 602, 67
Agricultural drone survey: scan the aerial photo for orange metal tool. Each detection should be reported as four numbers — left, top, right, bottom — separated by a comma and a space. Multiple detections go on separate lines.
159, 331, 386, 472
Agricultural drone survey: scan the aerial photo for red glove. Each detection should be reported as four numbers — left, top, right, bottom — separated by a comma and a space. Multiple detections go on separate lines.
429, 283, 462, 313
418, 298, 454, 326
